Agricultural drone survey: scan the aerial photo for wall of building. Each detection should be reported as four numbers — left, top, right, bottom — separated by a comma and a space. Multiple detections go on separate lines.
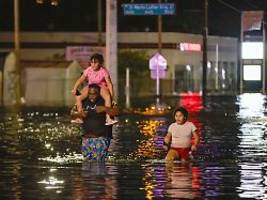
0, 32, 239, 106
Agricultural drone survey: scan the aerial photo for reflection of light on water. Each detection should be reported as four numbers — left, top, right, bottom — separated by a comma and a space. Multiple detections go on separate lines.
141, 164, 166, 199
45, 143, 51, 149
237, 93, 265, 118
138, 120, 163, 137
141, 163, 202, 199
39, 153, 84, 164
237, 93, 267, 199
179, 92, 203, 113
135, 120, 165, 159
38, 176, 64, 190
237, 163, 265, 199
238, 123, 267, 158
133, 104, 171, 116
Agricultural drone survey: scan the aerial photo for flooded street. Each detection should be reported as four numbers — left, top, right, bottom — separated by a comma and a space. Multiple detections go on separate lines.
1, 93, 267, 199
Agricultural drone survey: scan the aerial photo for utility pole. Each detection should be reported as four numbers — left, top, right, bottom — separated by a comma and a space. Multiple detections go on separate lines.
106, 0, 118, 100
97, 0, 103, 46
158, 0, 162, 53
14, 0, 21, 105
202, 0, 208, 100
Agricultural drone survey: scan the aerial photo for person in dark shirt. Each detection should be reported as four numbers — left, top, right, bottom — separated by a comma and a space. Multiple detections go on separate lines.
71, 84, 118, 161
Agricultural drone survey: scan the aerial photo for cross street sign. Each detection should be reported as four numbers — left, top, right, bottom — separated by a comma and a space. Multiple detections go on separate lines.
122, 3, 176, 16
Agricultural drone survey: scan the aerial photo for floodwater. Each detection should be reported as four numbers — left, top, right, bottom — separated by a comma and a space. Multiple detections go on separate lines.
1, 93, 267, 199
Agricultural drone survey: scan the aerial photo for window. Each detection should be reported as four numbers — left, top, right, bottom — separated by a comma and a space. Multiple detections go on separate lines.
243, 65, 261, 81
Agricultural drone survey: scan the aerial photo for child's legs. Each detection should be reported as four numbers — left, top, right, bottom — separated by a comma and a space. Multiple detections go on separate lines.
165, 149, 179, 161
79, 86, 89, 101
100, 87, 111, 107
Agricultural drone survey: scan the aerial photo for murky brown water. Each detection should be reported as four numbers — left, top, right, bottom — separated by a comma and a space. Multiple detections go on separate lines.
1, 93, 267, 199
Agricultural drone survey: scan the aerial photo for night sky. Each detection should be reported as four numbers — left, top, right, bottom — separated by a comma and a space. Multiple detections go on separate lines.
0, 0, 266, 38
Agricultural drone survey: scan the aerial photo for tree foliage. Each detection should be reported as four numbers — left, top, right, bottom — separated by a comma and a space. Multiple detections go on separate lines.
117, 49, 150, 101
118, 49, 150, 78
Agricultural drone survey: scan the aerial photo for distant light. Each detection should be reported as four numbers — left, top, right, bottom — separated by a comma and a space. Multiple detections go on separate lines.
179, 43, 201, 52
242, 42, 263, 59
222, 68, 226, 79
186, 65, 191, 71
243, 65, 261, 81
36, 0, 44, 4
36, 0, 60, 6
51, 0, 59, 6
207, 61, 211, 69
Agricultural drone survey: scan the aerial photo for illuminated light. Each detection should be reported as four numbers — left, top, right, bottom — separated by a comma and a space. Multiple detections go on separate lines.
242, 42, 263, 59
179, 92, 203, 112
36, 0, 44, 4
179, 42, 201, 52
222, 68, 226, 79
51, 0, 59, 6
186, 65, 191, 71
207, 61, 211, 69
243, 65, 261, 81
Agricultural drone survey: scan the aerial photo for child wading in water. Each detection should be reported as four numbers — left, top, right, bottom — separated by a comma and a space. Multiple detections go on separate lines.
71, 53, 117, 125
164, 107, 200, 162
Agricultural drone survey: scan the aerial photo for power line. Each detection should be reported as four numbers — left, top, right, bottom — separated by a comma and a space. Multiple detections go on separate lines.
214, 0, 241, 14
243, 0, 262, 10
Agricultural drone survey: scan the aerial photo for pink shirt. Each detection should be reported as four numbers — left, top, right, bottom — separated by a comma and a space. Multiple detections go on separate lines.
168, 121, 197, 148
83, 66, 109, 87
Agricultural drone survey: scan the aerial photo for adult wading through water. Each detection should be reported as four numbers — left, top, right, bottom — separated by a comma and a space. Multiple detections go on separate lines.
71, 84, 118, 161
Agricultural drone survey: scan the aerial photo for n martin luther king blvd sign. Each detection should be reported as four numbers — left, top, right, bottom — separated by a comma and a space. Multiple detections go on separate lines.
122, 3, 176, 16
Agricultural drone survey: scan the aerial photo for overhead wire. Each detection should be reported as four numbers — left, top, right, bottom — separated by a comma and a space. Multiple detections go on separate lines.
213, 0, 241, 14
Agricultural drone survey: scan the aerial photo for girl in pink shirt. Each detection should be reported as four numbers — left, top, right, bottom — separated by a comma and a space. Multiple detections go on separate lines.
71, 53, 117, 125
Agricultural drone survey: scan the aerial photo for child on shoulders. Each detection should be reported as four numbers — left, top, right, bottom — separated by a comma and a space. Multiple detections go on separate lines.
71, 53, 117, 125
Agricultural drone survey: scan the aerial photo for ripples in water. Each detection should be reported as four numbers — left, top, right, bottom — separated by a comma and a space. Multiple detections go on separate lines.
1, 93, 267, 199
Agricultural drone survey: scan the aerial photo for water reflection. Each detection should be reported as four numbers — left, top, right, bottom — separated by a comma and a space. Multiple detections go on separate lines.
79, 161, 118, 199
3, 93, 267, 199
236, 93, 267, 199
237, 93, 265, 118
165, 163, 201, 199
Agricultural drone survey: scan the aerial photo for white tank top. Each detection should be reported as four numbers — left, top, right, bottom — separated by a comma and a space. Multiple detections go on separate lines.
168, 121, 197, 148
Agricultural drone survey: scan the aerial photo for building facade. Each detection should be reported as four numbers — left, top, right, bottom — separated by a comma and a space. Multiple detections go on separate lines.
0, 32, 238, 106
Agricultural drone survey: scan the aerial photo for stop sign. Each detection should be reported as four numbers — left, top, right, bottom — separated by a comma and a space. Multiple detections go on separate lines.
149, 52, 167, 70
